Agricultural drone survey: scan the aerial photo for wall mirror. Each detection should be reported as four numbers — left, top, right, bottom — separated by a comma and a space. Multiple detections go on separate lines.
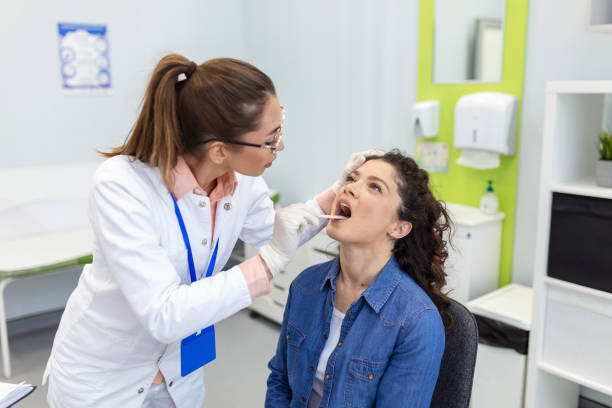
433, 0, 506, 84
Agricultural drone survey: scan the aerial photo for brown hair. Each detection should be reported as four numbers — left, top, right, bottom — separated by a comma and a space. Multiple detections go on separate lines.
367, 150, 454, 330
100, 54, 276, 188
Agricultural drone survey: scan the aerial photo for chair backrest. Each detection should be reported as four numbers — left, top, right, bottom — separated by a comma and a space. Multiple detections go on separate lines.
430, 298, 479, 408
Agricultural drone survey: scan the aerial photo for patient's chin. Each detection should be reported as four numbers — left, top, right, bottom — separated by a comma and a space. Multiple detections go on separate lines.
325, 223, 343, 242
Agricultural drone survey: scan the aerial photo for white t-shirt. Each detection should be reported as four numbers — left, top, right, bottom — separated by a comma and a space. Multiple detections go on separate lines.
309, 307, 345, 407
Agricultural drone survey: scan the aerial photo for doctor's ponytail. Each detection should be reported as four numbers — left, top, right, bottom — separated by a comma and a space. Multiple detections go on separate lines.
100, 54, 276, 189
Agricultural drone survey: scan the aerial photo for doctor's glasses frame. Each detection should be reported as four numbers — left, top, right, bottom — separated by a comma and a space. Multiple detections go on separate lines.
198, 106, 285, 153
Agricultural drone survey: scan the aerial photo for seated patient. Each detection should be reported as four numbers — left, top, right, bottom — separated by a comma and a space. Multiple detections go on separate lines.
265, 149, 453, 408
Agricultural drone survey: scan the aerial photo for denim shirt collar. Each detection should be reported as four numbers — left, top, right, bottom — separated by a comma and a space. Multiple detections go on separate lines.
320, 255, 402, 314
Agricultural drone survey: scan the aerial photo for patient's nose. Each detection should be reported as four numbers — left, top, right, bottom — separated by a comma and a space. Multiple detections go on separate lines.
345, 182, 358, 198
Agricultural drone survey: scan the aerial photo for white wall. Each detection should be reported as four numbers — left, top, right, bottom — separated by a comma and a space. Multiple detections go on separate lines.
242, 0, 420, 204
514, 1, 612, 404
0, 0, 246, 169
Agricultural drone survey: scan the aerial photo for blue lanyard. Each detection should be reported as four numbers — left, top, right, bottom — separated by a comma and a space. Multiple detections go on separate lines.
171, 194, 218, 283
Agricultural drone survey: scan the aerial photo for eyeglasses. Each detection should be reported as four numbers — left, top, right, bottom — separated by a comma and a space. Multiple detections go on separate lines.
199, 106, 285, 154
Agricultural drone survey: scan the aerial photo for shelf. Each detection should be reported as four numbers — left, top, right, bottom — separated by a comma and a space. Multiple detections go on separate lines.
550, 178, 612, 200
538, 362, 612, 396
544, 277, 612, 303
586, 0, 612, 32
587, 24, 612, 33
546, 80, 612, 94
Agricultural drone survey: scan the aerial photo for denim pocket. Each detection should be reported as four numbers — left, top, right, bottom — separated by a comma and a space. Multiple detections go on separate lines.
286, 322, 305, 378
344, 358, 387, 408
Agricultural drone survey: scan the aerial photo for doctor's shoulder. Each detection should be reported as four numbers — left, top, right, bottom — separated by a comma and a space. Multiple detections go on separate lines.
234, 172, 272, 199
91, 155, 161, 202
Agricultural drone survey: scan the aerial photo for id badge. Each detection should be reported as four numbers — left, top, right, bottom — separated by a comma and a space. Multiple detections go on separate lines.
180, 325, 216, 377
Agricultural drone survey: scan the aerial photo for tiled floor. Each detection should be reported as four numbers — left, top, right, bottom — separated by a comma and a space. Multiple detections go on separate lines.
7, 309, 281, 407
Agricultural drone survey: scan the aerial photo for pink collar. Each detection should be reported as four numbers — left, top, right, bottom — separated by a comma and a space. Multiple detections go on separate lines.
171, 156, 238, 203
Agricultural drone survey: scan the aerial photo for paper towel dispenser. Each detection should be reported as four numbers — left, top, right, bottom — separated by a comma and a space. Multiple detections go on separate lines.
454, 92, 518, 169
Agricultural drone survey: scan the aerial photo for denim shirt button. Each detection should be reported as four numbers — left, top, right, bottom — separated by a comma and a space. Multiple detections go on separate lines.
286, 335, 290, 340
368, 374, 374, 380
337, 341, 343, 347
347, 312, 352, 317
323, 333, 328, 339
301, 397, 306, 402
309, 365, 314, 371
325, 374, 331, 380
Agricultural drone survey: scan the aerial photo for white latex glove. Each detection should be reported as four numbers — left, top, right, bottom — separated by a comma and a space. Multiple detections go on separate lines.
259, 203, 320, 277
331, 149, 385, 193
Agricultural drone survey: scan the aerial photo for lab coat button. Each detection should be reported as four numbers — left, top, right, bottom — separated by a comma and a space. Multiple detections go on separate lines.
137, 387, 144, 394
199, 201, 206, 208
169, 381, 173, 387
201, 238, 208, 246
223, 202, 232, 211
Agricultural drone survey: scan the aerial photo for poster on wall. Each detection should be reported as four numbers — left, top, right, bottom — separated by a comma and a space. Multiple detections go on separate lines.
415, 141, 449, 173
57, 23, 111, 95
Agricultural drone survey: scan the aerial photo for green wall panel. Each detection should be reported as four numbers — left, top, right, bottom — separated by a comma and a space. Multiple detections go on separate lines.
417, 0, 529, 286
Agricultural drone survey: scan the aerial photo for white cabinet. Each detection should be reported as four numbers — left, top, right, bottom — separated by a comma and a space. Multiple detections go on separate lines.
525, 81, 612, 408
444, 203, 505, 303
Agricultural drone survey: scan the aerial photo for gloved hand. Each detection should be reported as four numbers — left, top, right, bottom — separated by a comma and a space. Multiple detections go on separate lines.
331, 149, 385, 193
259, 203, 320, 277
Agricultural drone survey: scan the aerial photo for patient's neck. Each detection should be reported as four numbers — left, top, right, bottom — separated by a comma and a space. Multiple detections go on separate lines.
338, 241, 393, 290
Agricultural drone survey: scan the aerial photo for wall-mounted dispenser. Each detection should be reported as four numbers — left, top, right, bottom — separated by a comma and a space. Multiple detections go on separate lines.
414, 100, 440, 138
454, 92, 518, 169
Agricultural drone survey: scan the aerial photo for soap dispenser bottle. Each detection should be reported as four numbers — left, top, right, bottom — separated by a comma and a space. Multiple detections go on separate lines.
480, 180, 499, 214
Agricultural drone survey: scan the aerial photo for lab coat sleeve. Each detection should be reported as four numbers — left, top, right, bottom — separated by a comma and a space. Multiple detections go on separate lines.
238, 176, 275, 248
90, 168, 252, 344
375, 309, 445, 408
238, 176, 326, 250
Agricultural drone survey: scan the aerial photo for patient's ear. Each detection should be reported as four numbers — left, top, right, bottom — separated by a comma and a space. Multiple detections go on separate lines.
388, 220, 412, 240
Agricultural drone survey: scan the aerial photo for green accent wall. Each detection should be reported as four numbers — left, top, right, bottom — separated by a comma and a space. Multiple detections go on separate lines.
416, 0, 529, 286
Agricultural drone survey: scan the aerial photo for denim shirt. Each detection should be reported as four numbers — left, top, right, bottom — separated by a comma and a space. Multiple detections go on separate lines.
266, 255, 445, 408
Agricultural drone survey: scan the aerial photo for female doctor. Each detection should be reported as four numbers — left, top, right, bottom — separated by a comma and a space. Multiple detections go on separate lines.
43, 54, 373, 407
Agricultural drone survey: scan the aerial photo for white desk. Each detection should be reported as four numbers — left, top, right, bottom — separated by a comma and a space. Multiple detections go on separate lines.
0, 229, 92, 378
0, 161, 99, 378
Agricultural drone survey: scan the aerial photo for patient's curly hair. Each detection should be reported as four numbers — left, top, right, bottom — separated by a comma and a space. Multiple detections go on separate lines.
366, 149, 454, 330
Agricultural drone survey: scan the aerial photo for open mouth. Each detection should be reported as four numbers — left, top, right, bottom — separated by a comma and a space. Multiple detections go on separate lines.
335, 200, 352, 219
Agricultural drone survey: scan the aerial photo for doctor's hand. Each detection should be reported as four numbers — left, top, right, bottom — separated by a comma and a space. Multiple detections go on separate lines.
259, 203, 320, 277
331, 149, 385, 193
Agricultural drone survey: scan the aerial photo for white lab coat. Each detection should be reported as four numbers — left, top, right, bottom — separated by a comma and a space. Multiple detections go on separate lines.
43, 155, 324, 407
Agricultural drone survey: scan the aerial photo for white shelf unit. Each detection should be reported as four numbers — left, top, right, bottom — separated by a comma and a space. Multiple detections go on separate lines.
586, 0, 612, 33
525, 81, 612, 408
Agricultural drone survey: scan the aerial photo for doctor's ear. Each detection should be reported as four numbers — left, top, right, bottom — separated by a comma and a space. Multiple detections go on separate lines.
206, 142, 230, 165
388, 220, 412, 240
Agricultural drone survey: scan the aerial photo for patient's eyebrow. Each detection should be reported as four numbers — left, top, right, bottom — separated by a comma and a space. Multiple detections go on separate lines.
368, 176, 390, 191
